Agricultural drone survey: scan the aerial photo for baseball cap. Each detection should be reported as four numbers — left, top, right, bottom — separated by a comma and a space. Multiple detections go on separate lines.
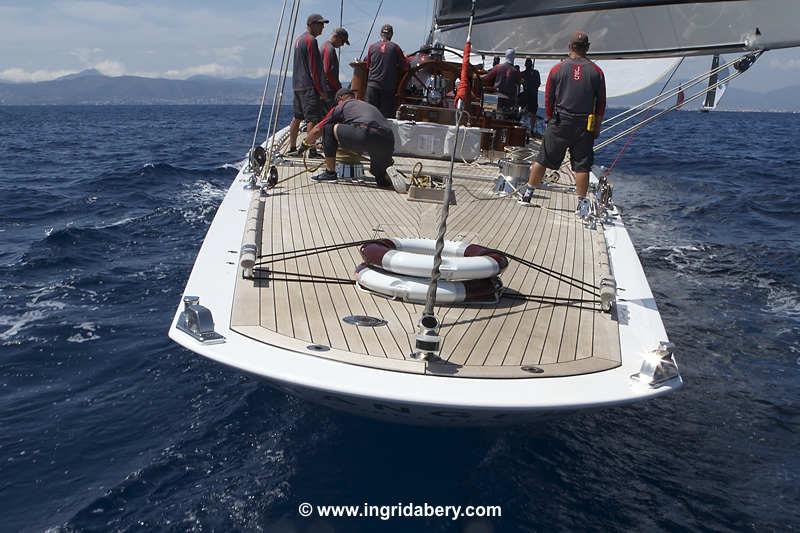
380, 24, 393, 34
335, 88, 355, 100
570, 31, 590, 47
307, 13, 329, 25
333, 27, 350, 45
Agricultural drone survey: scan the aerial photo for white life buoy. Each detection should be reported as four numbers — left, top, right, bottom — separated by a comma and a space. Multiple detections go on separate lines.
355, 264, 501, 304
359, 238, 509, 281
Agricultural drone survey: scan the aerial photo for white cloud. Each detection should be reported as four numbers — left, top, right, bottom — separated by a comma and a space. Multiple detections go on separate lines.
0, 67, 76, 82
162, 63, 266, 79
94, 59, 126, 76
213, 46, 246, 64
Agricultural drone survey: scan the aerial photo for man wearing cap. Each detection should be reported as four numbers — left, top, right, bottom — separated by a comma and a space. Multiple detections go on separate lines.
482, 48, 522, 108
519, 31, 606, 219
365, 24, 410, 118
286, 13, 329, 158
322, 28, 349, 106
303, 88, 395, 187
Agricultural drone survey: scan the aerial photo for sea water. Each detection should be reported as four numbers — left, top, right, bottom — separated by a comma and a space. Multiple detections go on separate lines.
0, 105, 798, 531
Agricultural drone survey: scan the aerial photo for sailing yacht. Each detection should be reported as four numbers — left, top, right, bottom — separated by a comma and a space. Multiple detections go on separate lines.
168, 0, 800, 425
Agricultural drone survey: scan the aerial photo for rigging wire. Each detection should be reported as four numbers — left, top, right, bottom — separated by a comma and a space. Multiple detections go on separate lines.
603, 56, 685, 174
360, 0, 384, 59
250, 0, 290, 171
422, 0, 475, 320
595, 57, 759, 153
266, 0, 303, 168
601, 53, 746, 133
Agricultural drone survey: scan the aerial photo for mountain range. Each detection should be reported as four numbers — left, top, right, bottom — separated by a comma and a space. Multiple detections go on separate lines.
0, 69, 265, 105
1, 69, 798, 111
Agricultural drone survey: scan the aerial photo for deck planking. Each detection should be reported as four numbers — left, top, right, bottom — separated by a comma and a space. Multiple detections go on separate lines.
231, 150, 621, 378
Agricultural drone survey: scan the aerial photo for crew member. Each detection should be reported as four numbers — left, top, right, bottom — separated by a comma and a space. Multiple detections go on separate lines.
322, 27, 350, 104
287, 13, 329, 158
304, 88, 395, 187
482, 48, 522, 108
365, 24, 410, 118
521, 58, 541, 123
519, 31, 606, 219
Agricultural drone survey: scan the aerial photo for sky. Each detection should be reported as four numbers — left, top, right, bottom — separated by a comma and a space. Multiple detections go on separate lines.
1, 0, 799, 93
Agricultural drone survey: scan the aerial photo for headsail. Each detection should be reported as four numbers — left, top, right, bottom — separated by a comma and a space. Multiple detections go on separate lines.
432, 0, 800, 59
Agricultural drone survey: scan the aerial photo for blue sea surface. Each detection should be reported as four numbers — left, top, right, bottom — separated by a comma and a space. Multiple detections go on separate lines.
0, 105, 798, 531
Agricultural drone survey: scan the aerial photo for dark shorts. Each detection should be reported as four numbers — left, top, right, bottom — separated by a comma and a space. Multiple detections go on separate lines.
366, 85, 396, 119
293, 89, 324, 123
323, 123, 395, 185
536, 114, 594, 172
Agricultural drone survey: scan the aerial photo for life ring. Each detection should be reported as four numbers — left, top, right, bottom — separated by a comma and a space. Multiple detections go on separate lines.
359, 238, 509, 281
355, 264, 501, 304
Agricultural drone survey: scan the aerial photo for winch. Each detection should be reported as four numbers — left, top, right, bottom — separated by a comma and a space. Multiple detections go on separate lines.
495, 146, 537, 194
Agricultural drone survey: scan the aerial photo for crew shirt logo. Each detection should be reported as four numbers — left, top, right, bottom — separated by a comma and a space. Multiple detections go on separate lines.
572, 65, 582, 81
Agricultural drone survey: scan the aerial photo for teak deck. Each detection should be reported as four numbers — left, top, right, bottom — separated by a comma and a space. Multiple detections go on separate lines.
230, 150, 621, 379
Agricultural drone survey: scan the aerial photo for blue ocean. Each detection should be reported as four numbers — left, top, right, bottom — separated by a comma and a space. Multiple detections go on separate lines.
1, 105, 798, 531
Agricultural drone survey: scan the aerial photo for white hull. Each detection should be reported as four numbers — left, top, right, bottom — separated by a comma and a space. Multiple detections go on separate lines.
168, 129, 681, 426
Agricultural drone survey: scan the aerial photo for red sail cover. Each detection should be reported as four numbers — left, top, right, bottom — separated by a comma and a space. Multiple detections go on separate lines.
455, 41, 471, 107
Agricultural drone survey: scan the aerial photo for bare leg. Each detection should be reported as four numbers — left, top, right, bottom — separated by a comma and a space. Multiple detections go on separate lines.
526, 162, 547, 188
289, 118, 300, 149
574, 171, 589, 197
325, 157, 336, 172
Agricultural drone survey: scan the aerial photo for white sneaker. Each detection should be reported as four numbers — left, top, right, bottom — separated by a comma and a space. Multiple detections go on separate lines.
576, 197, 591, 219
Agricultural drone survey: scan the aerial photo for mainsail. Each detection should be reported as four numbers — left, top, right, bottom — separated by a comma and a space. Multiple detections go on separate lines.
701, 54, 729, 111
432, 0, 800, 59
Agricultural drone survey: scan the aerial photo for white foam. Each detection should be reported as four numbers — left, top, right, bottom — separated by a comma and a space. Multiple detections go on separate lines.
178, 180, 226, 224
0, 300, 65, 341
764, 286, 800, 320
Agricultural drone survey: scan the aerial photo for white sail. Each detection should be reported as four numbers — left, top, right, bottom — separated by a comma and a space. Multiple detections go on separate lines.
701, 55, 731, 111
534, 57, 681, 98
432, 0, 800, 59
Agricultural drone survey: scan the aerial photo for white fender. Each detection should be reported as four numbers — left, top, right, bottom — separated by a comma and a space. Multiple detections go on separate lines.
360, 239, 509, 281
355, 265, 500, 304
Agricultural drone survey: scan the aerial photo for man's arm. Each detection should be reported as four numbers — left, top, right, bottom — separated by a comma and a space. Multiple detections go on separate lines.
481, 64, 498, 83
307, 36, 325, 96
322, 44, 340, 92
364, 43, 373, 72
395, 44, 410, 71
591, 63, 606, 135
544, 63, 560, 121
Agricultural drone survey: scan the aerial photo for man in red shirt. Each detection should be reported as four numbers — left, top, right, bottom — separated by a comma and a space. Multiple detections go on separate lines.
286, 13, 329, 158
482, 48, 522, 108
321, 27, 349, 105
364, 24, 410, 118
519, 31, 606, 218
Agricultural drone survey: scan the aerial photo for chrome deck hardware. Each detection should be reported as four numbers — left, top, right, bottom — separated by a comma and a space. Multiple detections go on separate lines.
342, 315, 387, 327
175, 295, 225, 345
411, 314, 441, 361
631, 341, 680, 387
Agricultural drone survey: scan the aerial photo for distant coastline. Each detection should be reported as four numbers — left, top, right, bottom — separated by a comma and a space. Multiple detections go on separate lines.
1, 69, 798, 111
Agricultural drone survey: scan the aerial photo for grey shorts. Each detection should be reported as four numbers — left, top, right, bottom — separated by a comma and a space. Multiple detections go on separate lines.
293, 89, 324, 123
536, 114, 595, 172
